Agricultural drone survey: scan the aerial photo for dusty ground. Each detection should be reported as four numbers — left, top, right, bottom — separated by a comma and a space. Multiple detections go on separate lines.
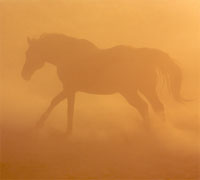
1, 88, 199, 179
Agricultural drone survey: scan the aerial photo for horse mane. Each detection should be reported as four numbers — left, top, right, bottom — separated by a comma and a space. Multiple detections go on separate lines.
38, 33, 98, 49
39, 33, 77, 41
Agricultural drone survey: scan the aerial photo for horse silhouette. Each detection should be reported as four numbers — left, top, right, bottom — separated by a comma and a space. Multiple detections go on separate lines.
21, 33, 184, 134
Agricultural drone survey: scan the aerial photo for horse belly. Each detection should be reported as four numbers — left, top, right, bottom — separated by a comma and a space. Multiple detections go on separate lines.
80, 66, 139, 94
80, 79, 117, 95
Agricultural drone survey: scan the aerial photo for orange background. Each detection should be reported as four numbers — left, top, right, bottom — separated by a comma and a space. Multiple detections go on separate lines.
1, 0, 199, 179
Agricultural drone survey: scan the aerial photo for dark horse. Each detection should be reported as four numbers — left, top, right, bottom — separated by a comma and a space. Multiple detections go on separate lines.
21, 33, 184, 134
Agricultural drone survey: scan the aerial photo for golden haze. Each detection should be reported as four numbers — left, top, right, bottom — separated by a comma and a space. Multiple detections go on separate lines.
1, 0, 199, 179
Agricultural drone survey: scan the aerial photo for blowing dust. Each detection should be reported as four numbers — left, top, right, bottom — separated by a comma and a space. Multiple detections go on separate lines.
1, 0, 200, 179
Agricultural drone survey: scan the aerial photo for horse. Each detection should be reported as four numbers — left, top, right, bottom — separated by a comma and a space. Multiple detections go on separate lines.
21, 33, 184, 134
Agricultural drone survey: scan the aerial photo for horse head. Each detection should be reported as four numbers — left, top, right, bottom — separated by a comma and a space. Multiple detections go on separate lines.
21, 37, 45, 80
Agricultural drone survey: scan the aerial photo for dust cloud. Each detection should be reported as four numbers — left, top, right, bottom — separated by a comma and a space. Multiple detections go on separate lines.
1, 0, 200, 179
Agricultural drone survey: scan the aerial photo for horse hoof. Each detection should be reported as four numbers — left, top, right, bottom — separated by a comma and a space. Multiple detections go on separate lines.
64, 129, 73, 137
156, 111, 165, 121
35, 121, 45, 129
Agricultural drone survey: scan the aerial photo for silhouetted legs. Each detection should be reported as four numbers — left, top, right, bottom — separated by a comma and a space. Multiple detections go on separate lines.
121, 90, 150, 128
66, 92, 75, 134
140, 86, 165, 121
36, 90, 76, 134
36, 91, 67, 128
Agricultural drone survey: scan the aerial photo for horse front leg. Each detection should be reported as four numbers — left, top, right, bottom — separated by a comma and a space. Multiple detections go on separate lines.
36, 90, 67, 128
66, 92, 75, 134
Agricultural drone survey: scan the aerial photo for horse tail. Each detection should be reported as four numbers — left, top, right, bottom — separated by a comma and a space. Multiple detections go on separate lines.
155, 55, 188, 103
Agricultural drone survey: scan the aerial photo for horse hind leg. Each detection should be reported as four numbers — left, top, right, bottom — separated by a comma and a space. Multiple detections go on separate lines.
66, 92, 75, 135
140, 86, 165, 121
121, 91, 150, 129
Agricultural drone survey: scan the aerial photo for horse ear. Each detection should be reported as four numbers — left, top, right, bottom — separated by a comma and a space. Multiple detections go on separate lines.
27, 37, 32, 44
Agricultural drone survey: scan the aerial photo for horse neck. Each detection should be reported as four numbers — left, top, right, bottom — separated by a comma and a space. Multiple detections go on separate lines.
39, 38, 99, 68
44, 49, 99, 69
44, 52, 75, 71
41, 46, 67, 67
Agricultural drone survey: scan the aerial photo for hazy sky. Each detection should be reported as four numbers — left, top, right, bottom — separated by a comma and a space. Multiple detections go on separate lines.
1, 0, 199, 98
2, 0, 200, 53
